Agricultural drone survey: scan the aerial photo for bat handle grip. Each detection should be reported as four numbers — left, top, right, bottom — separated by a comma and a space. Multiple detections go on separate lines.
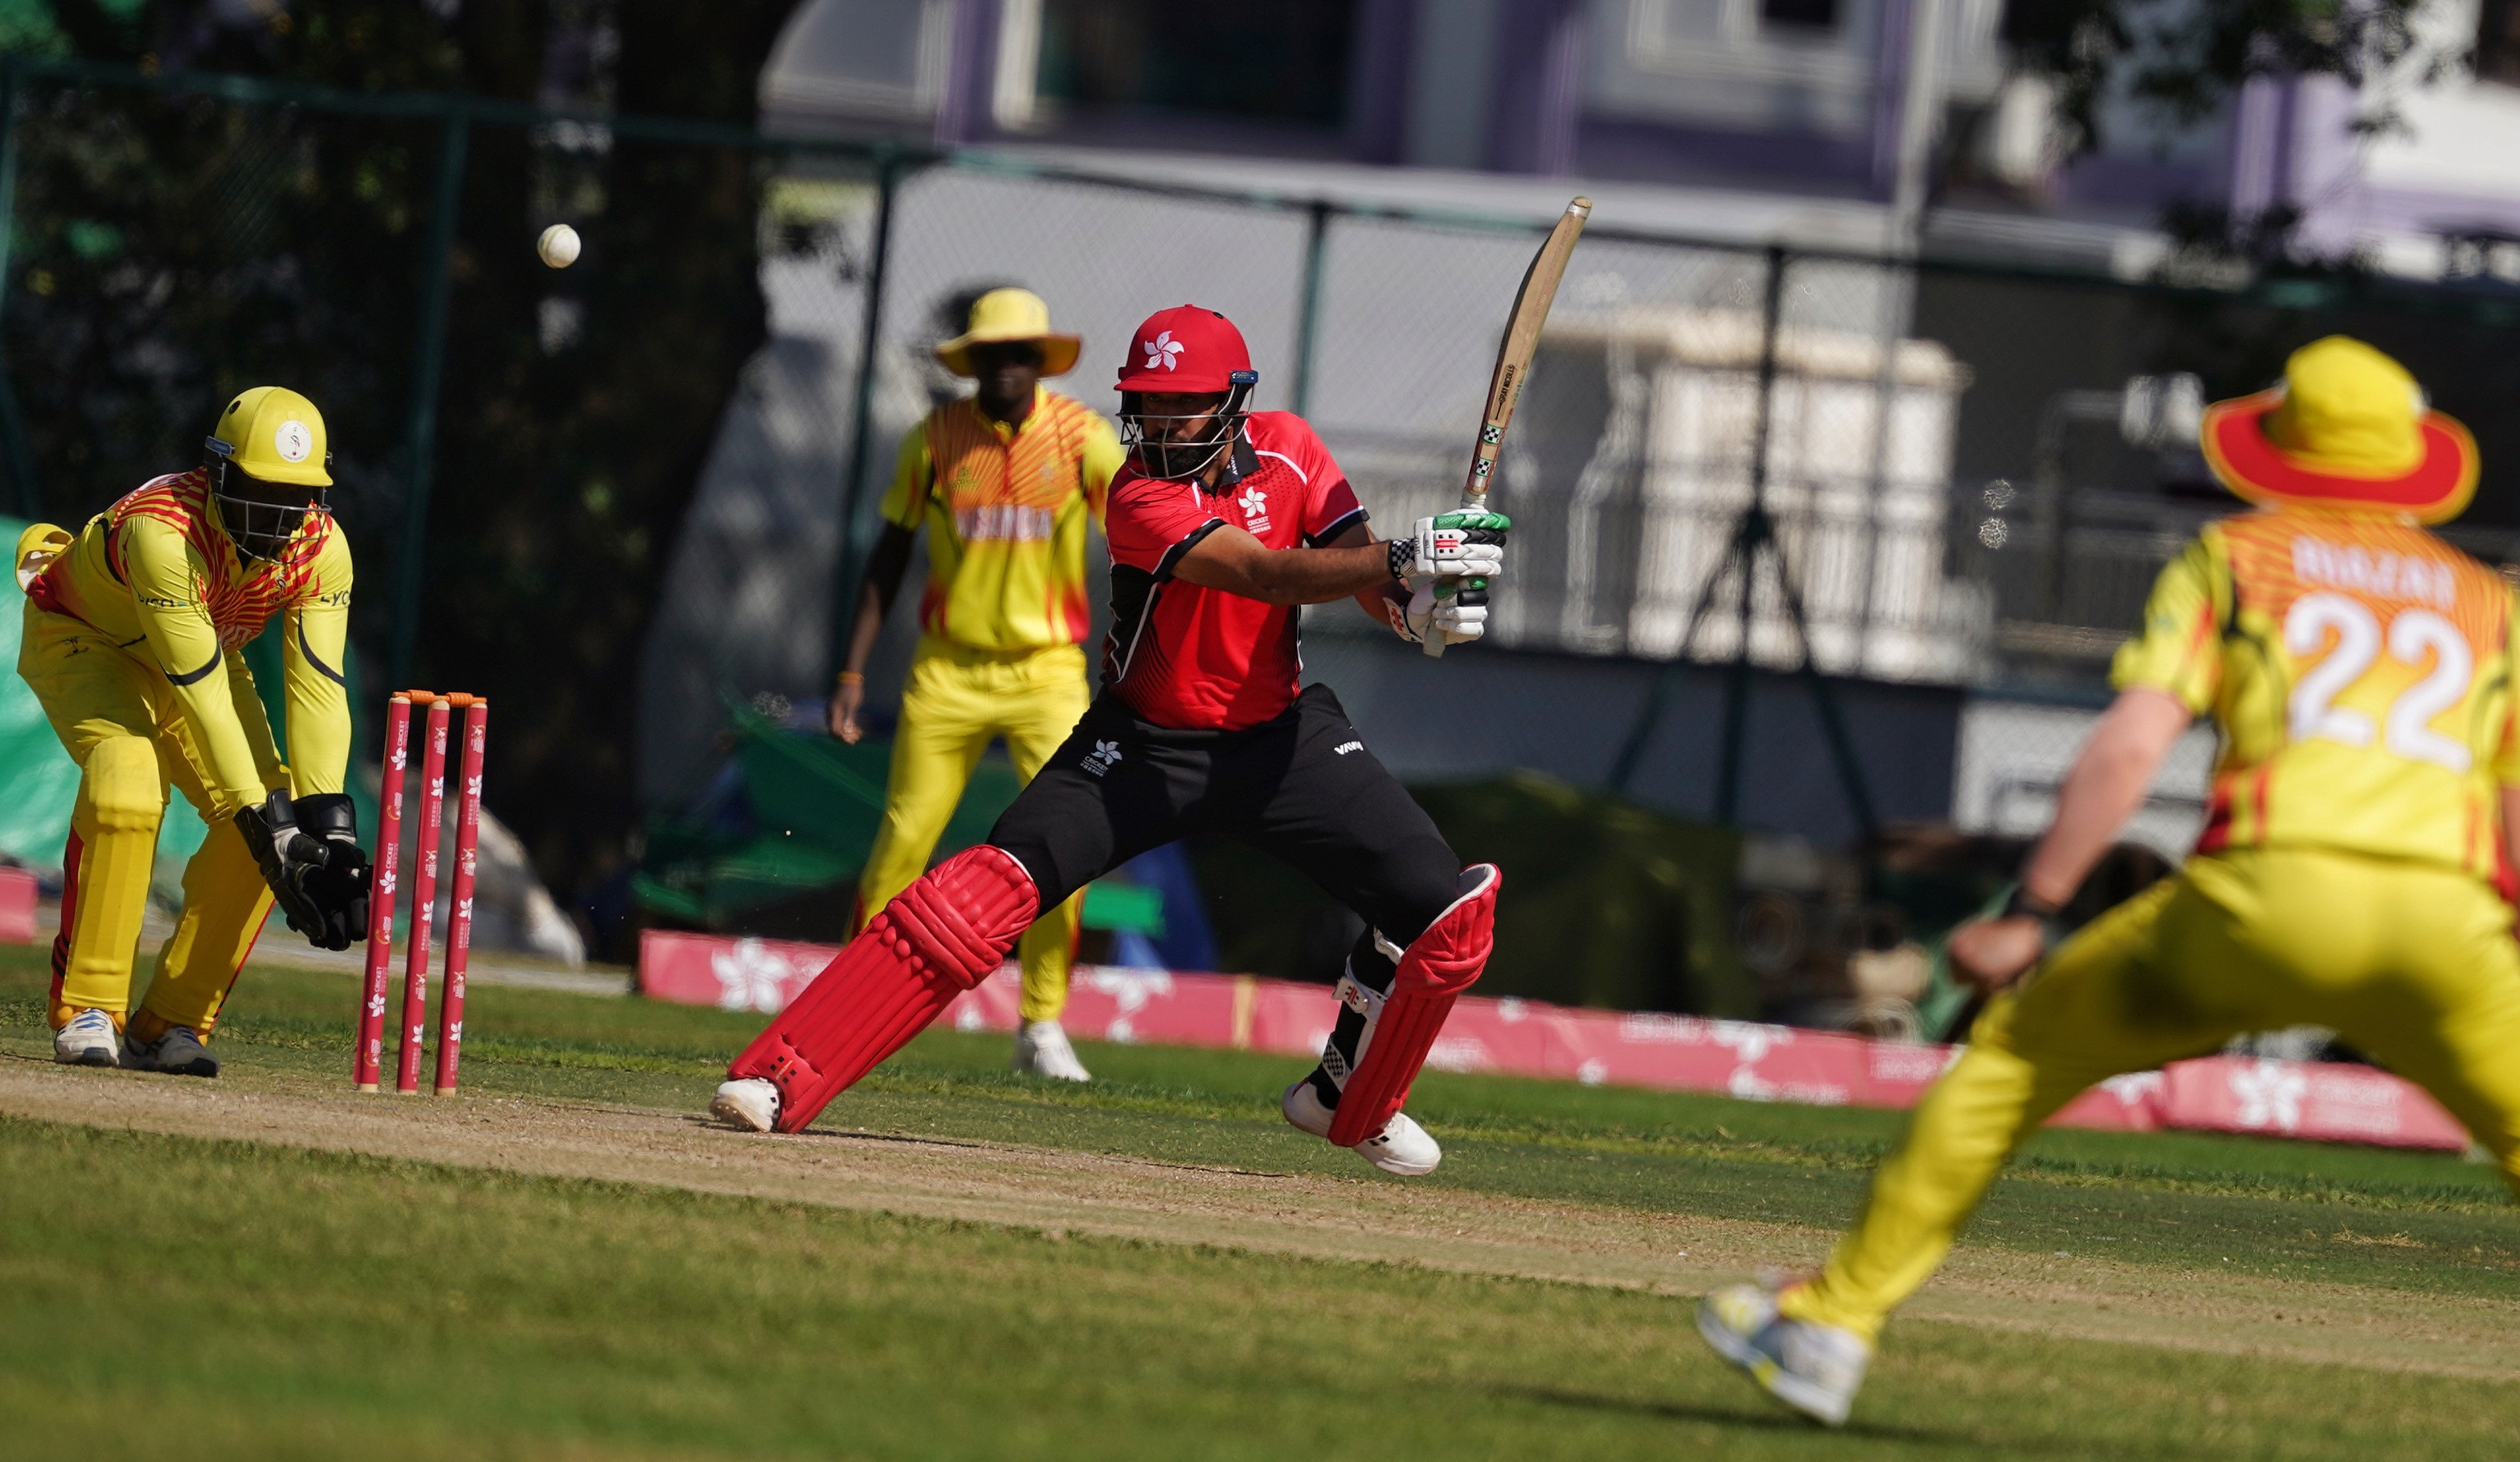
1424, 484, 1489, 659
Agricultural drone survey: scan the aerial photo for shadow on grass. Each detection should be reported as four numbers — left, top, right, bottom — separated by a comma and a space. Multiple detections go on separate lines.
1491, 1381, 2182, 1458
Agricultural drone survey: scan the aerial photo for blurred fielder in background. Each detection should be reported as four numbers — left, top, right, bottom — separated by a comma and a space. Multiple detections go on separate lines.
1701, 336, 2520, 1424
828, 288, 1122, 1081
14, 387, 370, 1077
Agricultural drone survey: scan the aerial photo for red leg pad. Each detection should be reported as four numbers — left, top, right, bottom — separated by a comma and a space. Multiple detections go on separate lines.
728, 845, 1038, 1132
1326, 864, 1499, 1146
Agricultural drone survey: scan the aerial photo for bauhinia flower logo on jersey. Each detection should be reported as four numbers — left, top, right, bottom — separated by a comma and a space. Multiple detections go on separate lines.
1143, 330, 1183, 371
1083, 739, 1123, 777
1237, 484, 1270, 533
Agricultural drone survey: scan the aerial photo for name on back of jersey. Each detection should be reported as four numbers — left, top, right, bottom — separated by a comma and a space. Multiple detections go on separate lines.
2291, 535, 2456, 610
955, 503, 1054, 543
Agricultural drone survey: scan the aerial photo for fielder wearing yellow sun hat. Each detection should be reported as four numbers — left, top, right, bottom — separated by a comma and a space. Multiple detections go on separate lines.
2199, 335, 2479, 525
931, 287, 1082, 378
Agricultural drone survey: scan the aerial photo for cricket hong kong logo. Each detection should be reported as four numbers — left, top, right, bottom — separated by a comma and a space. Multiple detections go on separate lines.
1143, 329, 1184, 371
1082, 967, 1174, 1043
2230, 1059, 2309, 1132
710, 937, 800, 1014
1236, 484, 1270, 533
1083, 739, 1123, 777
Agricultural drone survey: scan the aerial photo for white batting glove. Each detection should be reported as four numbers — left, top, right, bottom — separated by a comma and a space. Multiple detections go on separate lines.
1386, 509, 1509, 583
1386, 582, 1489, 646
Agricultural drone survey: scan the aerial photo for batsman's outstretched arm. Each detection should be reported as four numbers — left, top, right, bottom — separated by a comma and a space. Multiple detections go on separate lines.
1173, 513, 1509, 610
1171, 523, 1394, 606
1947, 687, 2190, 991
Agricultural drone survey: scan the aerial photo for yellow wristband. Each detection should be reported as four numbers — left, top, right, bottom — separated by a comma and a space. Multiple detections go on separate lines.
835, 671, 864, 686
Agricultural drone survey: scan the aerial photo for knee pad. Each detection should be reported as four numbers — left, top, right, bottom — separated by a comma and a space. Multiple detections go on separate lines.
1325, 864, 1499, 1148
729, 844, 1039, 1132
82, 738, 165, 835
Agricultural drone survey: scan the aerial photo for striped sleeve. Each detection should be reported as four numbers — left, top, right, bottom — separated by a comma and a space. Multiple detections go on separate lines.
2110, 529, 2228, 715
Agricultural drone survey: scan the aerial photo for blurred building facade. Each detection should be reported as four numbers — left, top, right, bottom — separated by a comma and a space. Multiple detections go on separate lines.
637, 1, 2520, 867
756, 0, 2520, 279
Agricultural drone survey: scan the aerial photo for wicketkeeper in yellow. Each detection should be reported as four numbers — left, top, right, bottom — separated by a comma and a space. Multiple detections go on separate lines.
829, 288, 1122, 1080
1701, 337, 2520, 1424
17, 387, 371, 1077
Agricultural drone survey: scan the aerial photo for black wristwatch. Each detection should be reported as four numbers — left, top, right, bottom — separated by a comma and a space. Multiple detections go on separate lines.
1998, 884, 2068, 952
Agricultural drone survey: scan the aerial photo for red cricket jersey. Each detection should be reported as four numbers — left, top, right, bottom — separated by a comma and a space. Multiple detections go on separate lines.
1101, 411, 1368, 729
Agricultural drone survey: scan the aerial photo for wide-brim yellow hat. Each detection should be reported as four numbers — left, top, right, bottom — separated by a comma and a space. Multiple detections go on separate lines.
933, 287, 1081, 378
2200, 336, 2476, 525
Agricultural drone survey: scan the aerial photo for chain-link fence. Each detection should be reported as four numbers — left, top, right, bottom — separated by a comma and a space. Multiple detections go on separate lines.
16, 58, 2520, 897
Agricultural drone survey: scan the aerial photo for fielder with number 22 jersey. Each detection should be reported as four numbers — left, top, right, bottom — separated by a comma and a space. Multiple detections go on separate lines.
1702, 337, 2520, 1428
2116, 510, 2520, 881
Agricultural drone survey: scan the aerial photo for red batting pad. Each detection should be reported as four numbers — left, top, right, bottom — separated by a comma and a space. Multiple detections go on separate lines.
1326, 865, 1500, 1147
727, 845, 1039, 1132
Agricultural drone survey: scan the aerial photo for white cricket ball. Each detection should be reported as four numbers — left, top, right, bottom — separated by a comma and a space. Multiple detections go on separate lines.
537, 223, 581, 269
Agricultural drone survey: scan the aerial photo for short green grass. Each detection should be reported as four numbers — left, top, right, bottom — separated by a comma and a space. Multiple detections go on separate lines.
2, 944, 2516, 1458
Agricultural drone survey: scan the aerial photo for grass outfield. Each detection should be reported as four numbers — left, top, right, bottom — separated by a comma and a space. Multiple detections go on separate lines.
2, 944, 2516, 1458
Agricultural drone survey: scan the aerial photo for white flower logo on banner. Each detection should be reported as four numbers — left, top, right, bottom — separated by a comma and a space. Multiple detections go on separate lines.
711, 938, 792, 1013
1144, 330, 1184, 370
2230, 1059, 2308, 1132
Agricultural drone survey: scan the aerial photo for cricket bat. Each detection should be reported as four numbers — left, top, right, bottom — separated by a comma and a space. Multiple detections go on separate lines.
1428, 194, 1590, 658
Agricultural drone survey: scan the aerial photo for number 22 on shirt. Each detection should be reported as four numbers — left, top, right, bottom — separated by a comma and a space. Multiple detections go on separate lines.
2285, 591, 2474, 773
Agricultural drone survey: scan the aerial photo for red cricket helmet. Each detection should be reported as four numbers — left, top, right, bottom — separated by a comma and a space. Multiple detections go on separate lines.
1115, 305, 1254, 393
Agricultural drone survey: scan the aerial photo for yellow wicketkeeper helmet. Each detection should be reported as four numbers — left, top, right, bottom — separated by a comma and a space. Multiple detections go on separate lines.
207, 386, 332, 488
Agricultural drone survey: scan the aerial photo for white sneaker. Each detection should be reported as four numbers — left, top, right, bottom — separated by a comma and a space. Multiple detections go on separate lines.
1697, 1281, 1872, 1426
52, 1008, 119, 1067
1011, 1020, 1091, 1082
1280, 1079, 1443, 1176
121, 1024, 219, 1078
710, 1078, 781, 1132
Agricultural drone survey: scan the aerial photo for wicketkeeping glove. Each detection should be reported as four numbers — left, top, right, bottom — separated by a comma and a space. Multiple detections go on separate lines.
234, 790, 372, 951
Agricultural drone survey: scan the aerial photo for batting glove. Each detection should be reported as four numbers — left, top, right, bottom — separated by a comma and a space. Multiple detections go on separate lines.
1387, 581, 1489, 646
1386, 509, 1510, 583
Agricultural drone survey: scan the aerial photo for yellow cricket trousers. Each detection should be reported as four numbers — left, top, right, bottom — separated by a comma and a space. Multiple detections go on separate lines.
1785, 846, 2520, 1341
17, 600, 277, 1038
858, 637, 1090, 1023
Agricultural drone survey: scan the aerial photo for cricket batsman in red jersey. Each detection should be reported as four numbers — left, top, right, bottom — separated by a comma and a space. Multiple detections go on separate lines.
711, 306, 1511, 1174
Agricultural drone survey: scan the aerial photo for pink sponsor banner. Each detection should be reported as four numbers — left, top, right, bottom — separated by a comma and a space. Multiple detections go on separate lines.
0, 867, 37, 945
639, 929, 838, 1012
2158, 1055, 2469, 1151
637, 931, 2474, 1153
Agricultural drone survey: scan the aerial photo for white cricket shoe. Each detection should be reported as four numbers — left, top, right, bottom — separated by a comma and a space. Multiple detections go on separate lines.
1697, 1281, 1872, 1427
52, 1008, 119, 1067
710, 1077, 781, 1132
1280, 1079, 1443, 1177
1011, 1020, 1091, 1082
121, 1024, 219, 1078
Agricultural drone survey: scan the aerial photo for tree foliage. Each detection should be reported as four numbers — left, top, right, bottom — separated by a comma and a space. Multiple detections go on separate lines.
5, 0, 803, 907
2008, 0, 2442, 154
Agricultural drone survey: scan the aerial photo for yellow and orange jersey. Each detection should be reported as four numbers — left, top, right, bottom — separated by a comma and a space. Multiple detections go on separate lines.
879, 389, 1123, 652
26, 469, 353, 813
2114, 506, 2520, 883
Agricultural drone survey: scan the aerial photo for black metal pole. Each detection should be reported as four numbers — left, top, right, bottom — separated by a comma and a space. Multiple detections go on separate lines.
388, 109, 470, 691
831, 149, 901, 680
1290, 199, 1332, 415
1712, 245, 1787, 824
